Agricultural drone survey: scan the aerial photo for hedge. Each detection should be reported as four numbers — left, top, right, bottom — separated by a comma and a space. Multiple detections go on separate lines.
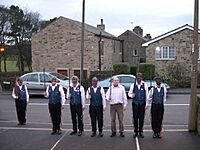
113, 63, 130, 75
139, 63, 155, 80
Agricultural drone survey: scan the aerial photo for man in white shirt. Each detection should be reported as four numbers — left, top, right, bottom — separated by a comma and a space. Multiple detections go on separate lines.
128, 73, 148, 138
86, 77, 106, 137
149, 77, 167, 139
45, 77, 65, 135
12, 78, 29, 125
106, 77, 127, 138
66, 76, 85, 136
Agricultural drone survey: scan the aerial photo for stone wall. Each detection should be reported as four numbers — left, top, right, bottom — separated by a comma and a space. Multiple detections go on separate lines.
119, 30, 146, 67
32, 17, 122, 78
146, 29, 200, 77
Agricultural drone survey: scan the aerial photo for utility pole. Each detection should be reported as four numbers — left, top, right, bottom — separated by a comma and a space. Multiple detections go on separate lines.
98, 32, 102, 71
188, 0, 199, 131
80, 0, 85, 84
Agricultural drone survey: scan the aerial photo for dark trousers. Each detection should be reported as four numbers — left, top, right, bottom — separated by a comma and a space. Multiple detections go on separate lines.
151, 103, 164, 134
132, 103, 146, 133
15, 99, 27, 124
70, 104, 83, 132
49, 103, 61, 131
89, 105, 103, 133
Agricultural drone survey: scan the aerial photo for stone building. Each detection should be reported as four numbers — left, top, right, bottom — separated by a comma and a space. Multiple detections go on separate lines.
142, 24, 200, 77
118, 26, 150, 67
32, 17, 123, 79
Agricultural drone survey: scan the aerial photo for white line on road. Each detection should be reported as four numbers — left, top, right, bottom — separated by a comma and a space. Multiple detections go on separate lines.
0, 127, 188, 132
0, 120, 188, 127
50, 131, 68, 150
27, 103, 189, 106
135, 137, 140, 150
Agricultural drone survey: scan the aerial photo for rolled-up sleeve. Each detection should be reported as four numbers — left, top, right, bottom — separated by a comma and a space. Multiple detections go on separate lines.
122, 86, 127, 107
101, 87, 106, 109
24, 85, 29, 102
45, 86, 49, 98
12, 88, 17, 99
80, 86, 85, 108
59, 85, 66, 105
128, 83, 134, 98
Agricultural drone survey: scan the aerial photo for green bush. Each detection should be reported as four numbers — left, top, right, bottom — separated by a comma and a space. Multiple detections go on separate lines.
139, 63, 155, 80
113, 63, 130, 75
130, 66, 137, 76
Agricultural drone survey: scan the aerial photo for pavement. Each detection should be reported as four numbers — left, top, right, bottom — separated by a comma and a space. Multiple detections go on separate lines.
0, 93, 200, 150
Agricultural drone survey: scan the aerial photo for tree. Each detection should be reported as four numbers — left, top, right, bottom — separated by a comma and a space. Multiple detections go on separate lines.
7, 5, 40, 72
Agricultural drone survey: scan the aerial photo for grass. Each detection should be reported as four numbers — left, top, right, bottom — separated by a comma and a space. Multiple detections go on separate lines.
1, 60, 29, 72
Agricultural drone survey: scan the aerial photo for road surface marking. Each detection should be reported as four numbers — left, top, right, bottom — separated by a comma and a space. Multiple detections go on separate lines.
135, 137, 140, 150
0, 120, 188, 127
50, 131, 68, 150
0, 127, 188, 132
27, 103, 189, 106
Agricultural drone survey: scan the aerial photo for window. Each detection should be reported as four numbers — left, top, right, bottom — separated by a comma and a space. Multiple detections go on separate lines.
120, 76, 135, 83
133, 49, 138, 56
155, 46, 176, 60
40, 74, 53, 83
23, 74, 38, 82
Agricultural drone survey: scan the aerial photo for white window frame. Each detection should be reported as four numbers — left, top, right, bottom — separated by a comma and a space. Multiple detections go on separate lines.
155, 46, 176, 60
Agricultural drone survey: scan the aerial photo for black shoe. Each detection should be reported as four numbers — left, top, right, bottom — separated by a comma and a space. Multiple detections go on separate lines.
110, 132, 116, 137
22, 122, 26, 125
153, 133, 157, 139
133, 133, 138, 138
51, 131, 57, 135
91, 132, 96, 137
57, 130, 62, 135
78, 131, 82, 136
70, 131, 77, 135
157, 133, 162, 139
139, 132, 144, 138
99, 132, 104, 137
120, 132, 125, 137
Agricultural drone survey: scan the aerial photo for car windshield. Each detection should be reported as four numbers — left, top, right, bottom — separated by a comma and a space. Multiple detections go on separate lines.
49, 73, 69, 80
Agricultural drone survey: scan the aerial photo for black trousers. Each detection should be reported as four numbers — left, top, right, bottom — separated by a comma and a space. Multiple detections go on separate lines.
70, 104, 83, 132
15, 99, 27, 124
132, 103, 146, 133
89, 105, 103, 133
151, 103, 164, 134
49, 103, 61, 131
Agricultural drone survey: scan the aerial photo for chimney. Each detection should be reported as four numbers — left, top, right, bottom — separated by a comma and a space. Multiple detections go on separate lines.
144, 34, 152, 41
97, 19, 105, 31
133, 26, 143, 36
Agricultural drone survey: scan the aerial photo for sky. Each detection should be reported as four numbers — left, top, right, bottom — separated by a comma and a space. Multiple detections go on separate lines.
1, 0, 195, 38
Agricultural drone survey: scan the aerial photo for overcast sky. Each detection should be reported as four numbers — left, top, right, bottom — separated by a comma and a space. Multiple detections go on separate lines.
1, 0, 195, 38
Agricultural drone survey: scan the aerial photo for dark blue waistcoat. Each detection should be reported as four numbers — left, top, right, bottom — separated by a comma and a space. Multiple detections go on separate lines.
70, 85, 82, 105
133, 83, 146, 105
90, 87, 102, 106
152, 87, 164, 104
48, 85, 61, 104
16, 85, 27, 101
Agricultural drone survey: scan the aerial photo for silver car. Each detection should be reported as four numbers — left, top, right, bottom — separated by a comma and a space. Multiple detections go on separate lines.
20, 72, 70, 95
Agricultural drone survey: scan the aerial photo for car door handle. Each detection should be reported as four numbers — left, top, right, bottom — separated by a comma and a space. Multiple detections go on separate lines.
26, 83, 29, 84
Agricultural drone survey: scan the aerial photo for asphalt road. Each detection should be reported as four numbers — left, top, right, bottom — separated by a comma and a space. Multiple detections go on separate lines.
0, 93, 199, 150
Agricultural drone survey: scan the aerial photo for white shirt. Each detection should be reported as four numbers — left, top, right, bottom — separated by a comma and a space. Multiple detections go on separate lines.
12, 84, 29, 102
86, 86, 106, 109
106, 84, 127, 107
128, 81, 149, 104
45, 84, 66, 105
149, 85, 167, 103
66, 83, 86, 108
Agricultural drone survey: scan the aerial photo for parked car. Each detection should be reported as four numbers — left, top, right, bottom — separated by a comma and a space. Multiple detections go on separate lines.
20, 72, 70, 95
145, 80, 170, 91
98, 74, 170, 93
98, 74, 136, 93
